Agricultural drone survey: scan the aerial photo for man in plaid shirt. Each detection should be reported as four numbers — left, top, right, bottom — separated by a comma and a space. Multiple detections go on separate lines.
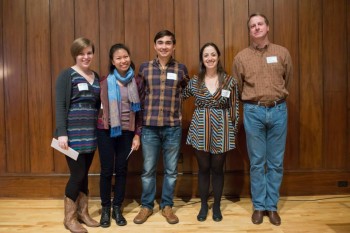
133, 30, 189, 225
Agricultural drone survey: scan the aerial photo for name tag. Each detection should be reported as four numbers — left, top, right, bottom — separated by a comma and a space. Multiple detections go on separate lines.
78, 83, 89, 91
167, 73, 177, 80
266, 56, 278, 64
221, 89, 230, 98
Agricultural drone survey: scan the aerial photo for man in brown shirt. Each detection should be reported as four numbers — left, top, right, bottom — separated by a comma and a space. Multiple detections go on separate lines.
232, 13, 293, 226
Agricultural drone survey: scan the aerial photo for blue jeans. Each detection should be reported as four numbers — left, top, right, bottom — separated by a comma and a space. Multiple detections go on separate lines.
97, 129, 133, 207
243, 102, 287, 211
141, 126, 182, 209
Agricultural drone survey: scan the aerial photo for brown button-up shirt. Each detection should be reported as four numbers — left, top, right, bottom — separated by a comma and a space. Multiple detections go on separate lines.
232, 43, 293, 102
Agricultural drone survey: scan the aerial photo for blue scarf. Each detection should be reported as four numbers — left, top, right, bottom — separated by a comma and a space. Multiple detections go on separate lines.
107, 68, 140, 137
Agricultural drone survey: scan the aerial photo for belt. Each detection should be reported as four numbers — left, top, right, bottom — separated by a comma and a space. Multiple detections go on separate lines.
243, 99, 285, 108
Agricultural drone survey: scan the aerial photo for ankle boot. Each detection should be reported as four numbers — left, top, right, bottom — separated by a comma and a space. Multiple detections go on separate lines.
112, 205, 127, 226
64, 197, 87, 233
76, 192, 100, 227
100, 206, 111, 228
197, 203, 208, 222
212, 202, 223, 222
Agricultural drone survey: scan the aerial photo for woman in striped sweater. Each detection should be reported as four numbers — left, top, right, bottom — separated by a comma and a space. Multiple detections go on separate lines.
182, 42, 239, 222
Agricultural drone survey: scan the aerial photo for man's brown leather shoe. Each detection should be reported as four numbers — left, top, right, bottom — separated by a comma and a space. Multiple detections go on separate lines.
133, 207, 153, 224
162, 206, 179, 224
267, 211, 281, 226
251, 210, 265, 224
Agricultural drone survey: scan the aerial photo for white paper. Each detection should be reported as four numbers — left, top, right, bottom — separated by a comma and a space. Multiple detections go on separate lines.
166, 73, 177, 80
51, 138, 79, 161
126, 148, 134, 160
266, 56, 278, 63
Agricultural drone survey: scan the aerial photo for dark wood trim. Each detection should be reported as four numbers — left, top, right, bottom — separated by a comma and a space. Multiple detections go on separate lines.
1, 171, 349, 198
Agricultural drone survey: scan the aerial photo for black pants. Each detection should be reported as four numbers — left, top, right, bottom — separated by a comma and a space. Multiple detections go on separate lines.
195, 149, 227, 205
97, 129, 133, 207
65, 152, 95, 201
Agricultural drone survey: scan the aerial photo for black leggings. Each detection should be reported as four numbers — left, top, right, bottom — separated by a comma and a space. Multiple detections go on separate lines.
195, 149, 227, 205
65, 153, 94, 201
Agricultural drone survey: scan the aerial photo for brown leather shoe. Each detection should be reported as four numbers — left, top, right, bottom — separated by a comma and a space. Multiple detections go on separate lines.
162, 206, 179, 224
133, 207, 153, 224
267, 211, 281, 226
251, 210, 265, 224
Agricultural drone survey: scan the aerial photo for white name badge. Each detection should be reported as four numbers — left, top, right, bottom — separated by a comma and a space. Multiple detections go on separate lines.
167, 73, 177, 80
78, 83, 89, 91
266, 56, 278, 64
221, 89, 230, 98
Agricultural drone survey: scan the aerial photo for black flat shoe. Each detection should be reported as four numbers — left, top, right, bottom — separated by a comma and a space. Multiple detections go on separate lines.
197, 204, 208, 222
113, 205, 127, 226
100, 206, 111, 228
212, 203, 222, 222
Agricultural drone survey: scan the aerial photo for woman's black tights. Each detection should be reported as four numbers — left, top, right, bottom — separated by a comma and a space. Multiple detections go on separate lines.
65, 153, 94, 201
195, 149, 227, 206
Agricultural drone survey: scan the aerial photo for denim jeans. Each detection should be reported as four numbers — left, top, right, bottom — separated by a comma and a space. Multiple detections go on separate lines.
141, 126, 182, 209
243, 102, 287, 211
97, 129, 133, 207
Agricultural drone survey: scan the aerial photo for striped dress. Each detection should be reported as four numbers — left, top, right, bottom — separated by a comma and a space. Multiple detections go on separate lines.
183, 74, 239, 154
67, 72, 100, 154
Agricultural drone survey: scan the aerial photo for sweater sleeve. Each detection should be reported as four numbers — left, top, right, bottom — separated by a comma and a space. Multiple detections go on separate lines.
55, 69, 70, 137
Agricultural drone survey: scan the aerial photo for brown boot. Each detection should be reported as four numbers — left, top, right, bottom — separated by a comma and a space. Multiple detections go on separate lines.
76, 192, 100, 227
64, 197, 87, 233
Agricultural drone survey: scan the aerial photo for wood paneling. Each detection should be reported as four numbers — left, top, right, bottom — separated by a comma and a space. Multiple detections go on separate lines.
0, 0, 6, 174
0, 0, 349, 197
224, 0, 249, 172
274, 0, 299, 170
124, 0, 150, 174
299, 0, 323, 169
249, 0, 274, 40
50, 0, 74, 173
124, 0, 149, 71
199, 0, 224, 66
3, 0, 29, 173
74, 0, 100, 73
323, 0, 347, 169
27, 0, 53, 173
175, 0, 199, 173
149, 0, 174, 59
99, 0, 124, 76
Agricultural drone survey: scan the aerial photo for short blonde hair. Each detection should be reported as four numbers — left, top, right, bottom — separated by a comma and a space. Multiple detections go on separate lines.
70, 37, 95, 61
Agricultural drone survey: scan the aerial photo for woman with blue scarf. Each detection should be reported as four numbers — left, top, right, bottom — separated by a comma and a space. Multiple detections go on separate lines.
97, 43, 142, 227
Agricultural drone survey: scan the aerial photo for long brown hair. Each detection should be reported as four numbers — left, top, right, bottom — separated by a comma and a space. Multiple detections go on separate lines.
198, 42, 226, 88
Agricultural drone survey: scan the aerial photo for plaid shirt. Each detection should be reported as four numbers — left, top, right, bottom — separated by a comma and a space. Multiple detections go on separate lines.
136, 57, 189, 127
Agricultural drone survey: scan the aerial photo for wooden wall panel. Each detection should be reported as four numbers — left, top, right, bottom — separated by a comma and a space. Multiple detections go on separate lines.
323, 0, 347, 169
74, 0, 100, 73
348, 0, 350, 170
299, 0, 323, 169
175, 0, 199, 173
3, 0, 29, 173
50, 0, 74, 173
0, 0, 6, 174
124, 0, 150, 173
26, 0, 53, 173
274, 0, 299, 170
99, 0, 124, 76
224, 0, 249, 172
149, 0, 174, 59
124, 0, 149, 72
199, 0, 224, 66
248, 0, 274, 40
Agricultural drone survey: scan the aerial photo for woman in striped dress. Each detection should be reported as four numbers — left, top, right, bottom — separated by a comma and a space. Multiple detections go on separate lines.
182, 42, 239, 222
55, 37, 100, 233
